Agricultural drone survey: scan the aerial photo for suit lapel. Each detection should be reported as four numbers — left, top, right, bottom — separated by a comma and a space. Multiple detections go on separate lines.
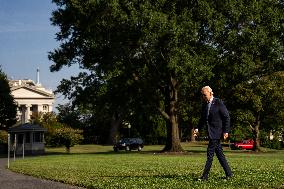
208, 97, 216, 116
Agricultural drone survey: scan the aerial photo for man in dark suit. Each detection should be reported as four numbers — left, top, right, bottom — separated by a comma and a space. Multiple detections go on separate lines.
195, 86, 233, 181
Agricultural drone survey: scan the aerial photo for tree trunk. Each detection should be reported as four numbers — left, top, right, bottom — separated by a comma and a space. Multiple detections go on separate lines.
253, 113, 261, 151
191, 128, 196, 142
106, 112, 122, 145
65, 146, 70, 153
162, 76, 184, 152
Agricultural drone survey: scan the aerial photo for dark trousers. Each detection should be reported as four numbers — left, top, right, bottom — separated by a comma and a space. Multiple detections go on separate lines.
202, 139, 232, 178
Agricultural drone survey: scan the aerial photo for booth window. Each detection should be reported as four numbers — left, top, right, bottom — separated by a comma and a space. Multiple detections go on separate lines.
25, 133, 30, 143
33, 132, 43, 143
17, 134, 24, 144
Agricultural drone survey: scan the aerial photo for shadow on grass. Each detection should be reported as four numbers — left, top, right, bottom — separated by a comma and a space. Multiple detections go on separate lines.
8, 143, 280, 157
96, 172, 200, 180
1, 150, 264, 159
41, 149, 239, 156
42, 148, 282, 157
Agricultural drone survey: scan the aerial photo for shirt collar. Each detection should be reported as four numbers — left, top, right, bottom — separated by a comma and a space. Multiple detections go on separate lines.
208, 96, 214, 103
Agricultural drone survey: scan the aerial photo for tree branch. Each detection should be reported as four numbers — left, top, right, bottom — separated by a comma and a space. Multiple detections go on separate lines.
247, 121, 254, 131
157, 107, 170, 120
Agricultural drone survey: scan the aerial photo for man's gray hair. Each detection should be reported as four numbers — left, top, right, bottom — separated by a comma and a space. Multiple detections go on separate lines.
202, 86, 213, 94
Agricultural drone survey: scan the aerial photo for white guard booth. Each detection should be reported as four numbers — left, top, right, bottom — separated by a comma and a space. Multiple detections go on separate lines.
8, 123, 47, 157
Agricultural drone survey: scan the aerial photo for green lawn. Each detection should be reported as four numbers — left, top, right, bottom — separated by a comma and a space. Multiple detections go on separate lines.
8, 143, 284, 189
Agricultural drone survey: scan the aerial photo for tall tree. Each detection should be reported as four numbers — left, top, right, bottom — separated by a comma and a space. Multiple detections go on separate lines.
57, 103, 83, 129
0, 68, 17, 129
205, 0, 284, 150
231, 72, 284, 151
49, 0, 284, 152
49, 0, 214, 151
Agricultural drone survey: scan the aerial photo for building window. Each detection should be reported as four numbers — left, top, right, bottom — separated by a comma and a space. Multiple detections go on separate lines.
43, 105, 48, 111
17, 134, 24, 144
15, 134, 32, 144
25, 133, 30, 143
10, 134, 15, 144
33, 132, 43, 143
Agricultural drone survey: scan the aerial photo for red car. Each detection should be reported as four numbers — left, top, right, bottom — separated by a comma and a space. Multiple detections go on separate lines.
231, 139, 255, 150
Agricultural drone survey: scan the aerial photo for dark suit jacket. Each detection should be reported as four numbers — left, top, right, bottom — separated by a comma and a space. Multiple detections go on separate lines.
197, 97, 230, 140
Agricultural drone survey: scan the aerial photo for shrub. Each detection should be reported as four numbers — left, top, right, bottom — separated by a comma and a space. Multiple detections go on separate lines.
269, 138, 282, 150
260, 131, 282, 150
143, 135, 166, 145
47, 127, 84, 153
0, 130, 8, 144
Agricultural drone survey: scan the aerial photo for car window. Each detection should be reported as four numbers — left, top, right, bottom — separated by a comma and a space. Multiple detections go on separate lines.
119, 138, 143, 143
121, 138, 130, 143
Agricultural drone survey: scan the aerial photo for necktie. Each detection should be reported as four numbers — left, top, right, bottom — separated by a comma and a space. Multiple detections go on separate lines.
206, 101, 211, 120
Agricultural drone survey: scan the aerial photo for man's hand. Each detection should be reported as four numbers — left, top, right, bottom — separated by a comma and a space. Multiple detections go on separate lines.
193, 129, 199, 137
223, 133, 229, 140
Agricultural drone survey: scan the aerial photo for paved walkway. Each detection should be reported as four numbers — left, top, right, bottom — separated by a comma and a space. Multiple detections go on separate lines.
0, 158, 85, 189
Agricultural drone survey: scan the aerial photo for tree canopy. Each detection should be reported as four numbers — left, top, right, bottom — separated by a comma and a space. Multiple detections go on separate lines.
230, 71, 284, 150
49, 0, 284, 151
0, 68, 17, 129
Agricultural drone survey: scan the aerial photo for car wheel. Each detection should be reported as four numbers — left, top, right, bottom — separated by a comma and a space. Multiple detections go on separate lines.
125, 146, 130, 151
138, 146, 142, 151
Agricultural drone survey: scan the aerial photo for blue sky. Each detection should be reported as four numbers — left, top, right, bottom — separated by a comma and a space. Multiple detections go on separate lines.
0, 0, 80, 108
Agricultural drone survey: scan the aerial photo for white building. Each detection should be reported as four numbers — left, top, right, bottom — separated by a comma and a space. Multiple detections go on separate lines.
9, 75, 55, 123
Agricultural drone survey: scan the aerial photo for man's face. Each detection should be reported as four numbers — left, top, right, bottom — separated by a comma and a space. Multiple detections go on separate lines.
201, 89, 212, 102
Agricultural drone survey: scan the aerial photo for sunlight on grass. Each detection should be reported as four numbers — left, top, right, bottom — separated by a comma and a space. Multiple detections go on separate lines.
9, 143, 284, 189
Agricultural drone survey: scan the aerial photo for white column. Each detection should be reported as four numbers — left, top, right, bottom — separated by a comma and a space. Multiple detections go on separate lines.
21, 105, 26, 124
38, 104, 43, 113
8, 133, 10, 168
25, 104, 31, 123
16, 106, 21, 122
22, 134, 25, 159
49, 104, 53, 112
14, 134, 16, 161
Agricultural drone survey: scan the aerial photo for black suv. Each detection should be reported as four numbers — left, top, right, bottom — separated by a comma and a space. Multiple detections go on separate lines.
113, 138, 144, 152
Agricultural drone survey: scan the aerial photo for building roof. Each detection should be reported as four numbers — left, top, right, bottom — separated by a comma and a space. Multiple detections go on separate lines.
8, 123, 47, 133
11, 85, 54, 98
9, 79, 54, 99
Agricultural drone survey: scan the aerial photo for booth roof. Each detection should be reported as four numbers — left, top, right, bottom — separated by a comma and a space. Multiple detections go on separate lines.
8, 123, 47, 133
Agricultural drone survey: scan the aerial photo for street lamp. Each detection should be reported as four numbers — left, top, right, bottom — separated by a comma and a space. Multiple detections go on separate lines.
126, 122, 131, 137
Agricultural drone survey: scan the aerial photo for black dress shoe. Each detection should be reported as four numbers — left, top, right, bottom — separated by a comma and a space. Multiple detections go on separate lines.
222, 174, 233, 180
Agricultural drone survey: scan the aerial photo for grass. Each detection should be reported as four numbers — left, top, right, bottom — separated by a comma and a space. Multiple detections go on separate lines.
8, 143, 284, 189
